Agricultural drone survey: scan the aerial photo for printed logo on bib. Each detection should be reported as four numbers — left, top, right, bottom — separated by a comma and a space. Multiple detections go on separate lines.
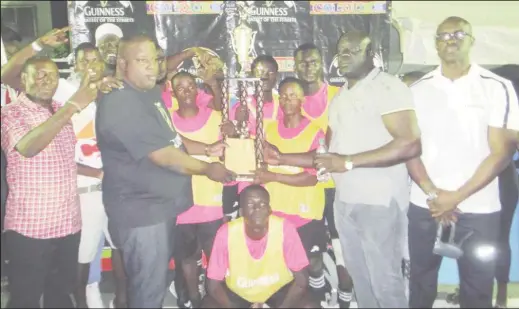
236, 273, 280, 289
299, 203, 310, 213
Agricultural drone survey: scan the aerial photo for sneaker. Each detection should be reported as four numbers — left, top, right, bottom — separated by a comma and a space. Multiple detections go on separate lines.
86, 282, 105, 308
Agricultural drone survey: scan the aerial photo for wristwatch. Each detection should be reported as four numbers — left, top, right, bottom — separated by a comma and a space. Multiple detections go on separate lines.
344, 157, 354, 171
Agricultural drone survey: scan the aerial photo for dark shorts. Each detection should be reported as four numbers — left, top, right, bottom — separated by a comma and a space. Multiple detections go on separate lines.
224, 281, 292, 307
297, 219, 328, 258
175, 219, 222, 261
222, 185, 239, 216
323, 188, 338, 239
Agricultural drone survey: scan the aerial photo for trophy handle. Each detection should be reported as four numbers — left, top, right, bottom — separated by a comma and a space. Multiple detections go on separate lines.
230, 34, 238, 56
249, 31, 258, 56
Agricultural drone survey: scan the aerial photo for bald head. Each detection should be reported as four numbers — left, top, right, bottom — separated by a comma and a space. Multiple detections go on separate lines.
435, 16, 474, 64
336, 30, 373, 78
119, 35, 156, 60
338, 30, 371, 47
437, 16, 472, 35
117, 34, 158, 91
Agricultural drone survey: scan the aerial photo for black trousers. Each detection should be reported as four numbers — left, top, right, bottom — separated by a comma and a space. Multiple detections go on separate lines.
408, 204, 500, 308
496, 163, 519, 283
5, 231, 80, 308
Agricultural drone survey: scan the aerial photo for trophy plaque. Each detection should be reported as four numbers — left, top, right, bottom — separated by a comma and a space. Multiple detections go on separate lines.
220, 77, 265, 182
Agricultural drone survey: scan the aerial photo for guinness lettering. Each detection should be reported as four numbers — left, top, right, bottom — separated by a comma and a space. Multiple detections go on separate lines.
250, 7, 289, 16
84, 7, 125, 17
236, 274, 280, 289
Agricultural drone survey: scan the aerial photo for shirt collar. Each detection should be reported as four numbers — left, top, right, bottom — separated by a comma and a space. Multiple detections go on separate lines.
343, 67, 381, 91
430, 63, 481, 82
17, 92, 60, 113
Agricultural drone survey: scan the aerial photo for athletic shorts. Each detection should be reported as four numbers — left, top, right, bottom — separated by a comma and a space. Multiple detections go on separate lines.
175, 219, 222, 261
323, 188, 338, 239
223, 281, 292, 308
222, 185, 239, 217
297, 219, 328, 259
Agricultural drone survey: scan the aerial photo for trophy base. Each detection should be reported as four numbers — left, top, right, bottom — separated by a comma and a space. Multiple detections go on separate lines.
224, 138, 257, 178
234, 175, 255, 182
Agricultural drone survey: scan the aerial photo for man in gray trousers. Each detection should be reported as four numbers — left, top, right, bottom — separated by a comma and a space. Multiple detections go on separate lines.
314, 31, 421, 308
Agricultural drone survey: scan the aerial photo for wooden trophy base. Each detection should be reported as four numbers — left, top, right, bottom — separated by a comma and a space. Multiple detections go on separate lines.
224, 137, 257, 182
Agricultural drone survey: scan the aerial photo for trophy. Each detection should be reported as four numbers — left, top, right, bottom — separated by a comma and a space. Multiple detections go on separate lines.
231, 2, 257, 77
220, 77, 265, 181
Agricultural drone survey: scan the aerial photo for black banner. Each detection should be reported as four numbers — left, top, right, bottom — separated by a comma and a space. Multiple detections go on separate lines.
68, 1, 390, 85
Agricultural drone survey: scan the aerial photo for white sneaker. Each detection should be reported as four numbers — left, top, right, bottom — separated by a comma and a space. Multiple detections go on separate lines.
86, 282, 105, 308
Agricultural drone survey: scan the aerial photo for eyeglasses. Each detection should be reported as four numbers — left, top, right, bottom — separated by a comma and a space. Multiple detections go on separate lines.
435, 31, 473, 42
338, 46, 363, 58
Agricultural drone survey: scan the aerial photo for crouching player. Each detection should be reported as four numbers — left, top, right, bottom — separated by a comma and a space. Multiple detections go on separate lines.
203, 185, 318, 308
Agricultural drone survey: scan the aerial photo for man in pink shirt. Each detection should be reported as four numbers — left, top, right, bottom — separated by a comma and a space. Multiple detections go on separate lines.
170, 71, 224, 308
204, 185, 317, 308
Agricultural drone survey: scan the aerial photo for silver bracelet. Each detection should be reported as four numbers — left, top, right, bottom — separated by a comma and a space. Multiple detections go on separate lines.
31, 41, 43, 52
67, 101, 82, 114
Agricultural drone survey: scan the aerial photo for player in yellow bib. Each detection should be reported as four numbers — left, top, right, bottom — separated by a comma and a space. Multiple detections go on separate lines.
170, 72, 226, 308
204, 185, 318, 308
252, 77, 332, 306
264, 44, 354, 307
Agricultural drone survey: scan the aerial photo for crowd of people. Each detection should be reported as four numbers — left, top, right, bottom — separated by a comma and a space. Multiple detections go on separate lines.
1, 15, 518, 309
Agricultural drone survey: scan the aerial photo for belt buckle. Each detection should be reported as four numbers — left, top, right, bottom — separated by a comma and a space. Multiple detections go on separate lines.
93, 182, 102, 192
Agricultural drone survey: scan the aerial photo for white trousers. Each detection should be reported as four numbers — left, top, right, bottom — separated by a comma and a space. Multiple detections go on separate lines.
78, 191, 116, 264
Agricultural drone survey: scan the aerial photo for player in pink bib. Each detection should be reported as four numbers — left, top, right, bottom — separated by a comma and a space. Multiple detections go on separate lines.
170, 72, 225, 308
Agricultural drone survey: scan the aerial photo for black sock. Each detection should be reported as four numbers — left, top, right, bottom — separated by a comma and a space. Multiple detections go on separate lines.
338, 289, 353, 308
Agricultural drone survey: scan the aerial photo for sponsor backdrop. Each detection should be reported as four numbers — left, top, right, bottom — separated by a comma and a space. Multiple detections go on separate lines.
67, 0, 390, 86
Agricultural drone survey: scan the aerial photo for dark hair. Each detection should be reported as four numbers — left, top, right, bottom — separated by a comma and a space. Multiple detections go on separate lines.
171, 71, 196, 85
293, 43, 321, 59
278, 77, 305, 93
239, 184, 269, 204
74, 42, 98, 61
21, 56, 54, 74
251, 55, 279, 73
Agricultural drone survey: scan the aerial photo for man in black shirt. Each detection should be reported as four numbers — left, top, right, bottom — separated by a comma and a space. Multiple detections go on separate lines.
96, 35, 234, 308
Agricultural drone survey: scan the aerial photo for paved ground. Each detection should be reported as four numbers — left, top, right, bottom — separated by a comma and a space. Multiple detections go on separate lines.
2, 274, 519, 308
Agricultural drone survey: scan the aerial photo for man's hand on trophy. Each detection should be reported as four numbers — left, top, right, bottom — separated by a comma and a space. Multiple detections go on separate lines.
205, 162, 236, 183
205, 140, 229, 157
253, 167, 276, 185
263, 142, 281, 166
235, 105, 249, 122
220, 121, 238, 137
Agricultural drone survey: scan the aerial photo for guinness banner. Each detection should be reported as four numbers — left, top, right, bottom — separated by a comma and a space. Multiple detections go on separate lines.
68, 0, 390, 86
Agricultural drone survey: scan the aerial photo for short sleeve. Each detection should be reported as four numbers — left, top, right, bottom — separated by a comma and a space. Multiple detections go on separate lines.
488, 79, 519, 131
374, 75, 415, 116
97, 90, 176, 161
282, 220, 309, 272
0, 108, 32, 151
206, 224, 229, 281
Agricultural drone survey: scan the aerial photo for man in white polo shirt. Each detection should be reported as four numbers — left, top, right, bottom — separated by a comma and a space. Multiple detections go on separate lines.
407, 16, 519, 308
